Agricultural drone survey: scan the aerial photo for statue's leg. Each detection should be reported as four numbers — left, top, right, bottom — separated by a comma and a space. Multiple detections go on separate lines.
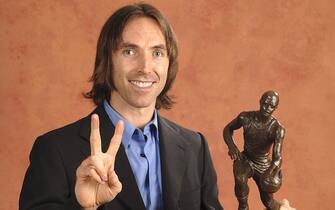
259, 191, 280, 210
233, 159, 252, 210
253, 173, 281, 210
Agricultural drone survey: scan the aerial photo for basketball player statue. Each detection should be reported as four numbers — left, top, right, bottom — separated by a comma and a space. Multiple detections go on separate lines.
223, 91, 284, 210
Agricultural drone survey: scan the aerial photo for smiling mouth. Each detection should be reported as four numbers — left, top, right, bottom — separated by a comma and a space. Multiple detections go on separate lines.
129, 80, 155, 88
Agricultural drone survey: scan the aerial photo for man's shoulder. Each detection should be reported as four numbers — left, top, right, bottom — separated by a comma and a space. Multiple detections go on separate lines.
35, 113, 91, 149
25, 114, 90, 167
42, 116, 89, 139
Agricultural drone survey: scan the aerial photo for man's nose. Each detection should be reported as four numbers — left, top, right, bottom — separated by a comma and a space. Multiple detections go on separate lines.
138, 52, 152, 73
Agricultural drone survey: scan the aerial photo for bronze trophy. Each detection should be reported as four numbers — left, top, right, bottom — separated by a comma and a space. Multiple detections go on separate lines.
223, 91, 284, 210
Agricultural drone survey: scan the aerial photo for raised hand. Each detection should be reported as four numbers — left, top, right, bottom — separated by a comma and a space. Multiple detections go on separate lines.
75, 114, 124, 210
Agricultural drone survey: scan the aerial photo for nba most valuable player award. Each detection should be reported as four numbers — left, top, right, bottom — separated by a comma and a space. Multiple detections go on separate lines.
223, 91, 285, 210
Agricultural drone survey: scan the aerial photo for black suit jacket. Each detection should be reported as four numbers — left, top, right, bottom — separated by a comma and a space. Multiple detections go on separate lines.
20, 106, 223, 210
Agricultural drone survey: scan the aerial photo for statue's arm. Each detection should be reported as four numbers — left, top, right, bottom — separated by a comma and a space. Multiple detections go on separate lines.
223, 113, 244, 160
267, 124, 285, 174
223, 114, 243, 148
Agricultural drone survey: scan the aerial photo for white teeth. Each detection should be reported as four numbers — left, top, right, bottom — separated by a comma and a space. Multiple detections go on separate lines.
130, 80, 153, 88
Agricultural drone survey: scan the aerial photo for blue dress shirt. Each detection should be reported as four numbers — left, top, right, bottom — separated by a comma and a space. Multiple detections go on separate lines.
103, 100, 163, 210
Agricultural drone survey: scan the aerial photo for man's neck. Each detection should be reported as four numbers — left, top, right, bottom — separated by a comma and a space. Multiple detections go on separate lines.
109, 96, 155, 129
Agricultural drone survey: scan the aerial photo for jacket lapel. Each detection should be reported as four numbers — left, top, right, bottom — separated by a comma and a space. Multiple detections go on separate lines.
158, 116, 188, 210
79, 105, 146, 210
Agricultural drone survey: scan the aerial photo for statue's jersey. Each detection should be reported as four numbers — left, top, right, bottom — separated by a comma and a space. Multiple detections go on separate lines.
240, 111, 279, 174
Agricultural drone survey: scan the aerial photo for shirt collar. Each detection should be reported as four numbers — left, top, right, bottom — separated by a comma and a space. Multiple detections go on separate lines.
103, 100, 159, 147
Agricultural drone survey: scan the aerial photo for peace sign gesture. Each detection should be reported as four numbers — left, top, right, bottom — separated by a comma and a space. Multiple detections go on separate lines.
75, 114, 124, 210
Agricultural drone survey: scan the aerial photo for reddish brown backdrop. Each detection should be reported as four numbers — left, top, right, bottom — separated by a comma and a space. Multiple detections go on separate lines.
1, 0, 334, 209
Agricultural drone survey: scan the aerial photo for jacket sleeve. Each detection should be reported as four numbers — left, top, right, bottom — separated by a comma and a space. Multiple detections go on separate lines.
198, 133, 224, 210
19, 135, 82, 210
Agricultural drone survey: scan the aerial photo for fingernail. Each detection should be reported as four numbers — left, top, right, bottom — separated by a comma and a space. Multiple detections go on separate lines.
103, 174, 108, 181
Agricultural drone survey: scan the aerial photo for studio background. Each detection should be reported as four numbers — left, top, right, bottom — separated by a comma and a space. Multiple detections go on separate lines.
1, 0, 334, 209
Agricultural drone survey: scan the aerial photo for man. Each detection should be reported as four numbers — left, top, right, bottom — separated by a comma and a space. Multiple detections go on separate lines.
223, 91, 294, 210
20, 3, 222, 210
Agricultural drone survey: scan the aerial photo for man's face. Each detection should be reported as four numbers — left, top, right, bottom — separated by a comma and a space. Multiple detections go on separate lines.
259, 95, 278, 117
110, 17, 169, 110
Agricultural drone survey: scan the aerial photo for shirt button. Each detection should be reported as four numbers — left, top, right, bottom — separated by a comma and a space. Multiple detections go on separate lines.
140, 153, 146, 158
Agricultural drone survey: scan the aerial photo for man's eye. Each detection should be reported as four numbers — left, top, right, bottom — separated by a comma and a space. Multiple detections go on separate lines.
122, 49, 135, 56
153, 50, 164, 57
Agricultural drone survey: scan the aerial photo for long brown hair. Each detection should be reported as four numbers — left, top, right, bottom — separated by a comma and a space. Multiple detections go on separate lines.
84, 3, 178, 109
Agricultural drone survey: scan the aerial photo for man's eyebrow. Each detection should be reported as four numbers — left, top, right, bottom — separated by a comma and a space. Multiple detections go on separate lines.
118, 42, 139, 49
152, 44, 167, 50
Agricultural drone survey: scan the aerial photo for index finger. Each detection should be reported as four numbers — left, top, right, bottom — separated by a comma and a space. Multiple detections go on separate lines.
90, 114, 102, 155
107, 120, 124, 157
